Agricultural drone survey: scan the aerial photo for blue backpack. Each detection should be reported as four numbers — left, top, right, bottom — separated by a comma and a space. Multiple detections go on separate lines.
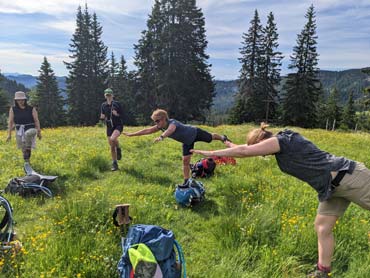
117, 224, 186, 278
174, 179, 205, 207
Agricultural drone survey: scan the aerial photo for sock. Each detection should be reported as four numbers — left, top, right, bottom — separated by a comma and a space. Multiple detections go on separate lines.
317, 263, 331, 273
184, 178, 189, 184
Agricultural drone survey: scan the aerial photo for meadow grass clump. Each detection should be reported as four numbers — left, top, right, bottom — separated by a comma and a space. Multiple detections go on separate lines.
0, 125, 369, 277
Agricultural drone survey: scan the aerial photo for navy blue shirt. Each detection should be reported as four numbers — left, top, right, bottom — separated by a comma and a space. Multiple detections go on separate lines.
163, 119, 197, 145
275, 130, 356, 201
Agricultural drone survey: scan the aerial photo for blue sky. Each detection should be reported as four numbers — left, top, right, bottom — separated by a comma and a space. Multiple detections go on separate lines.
1, 0, 370, 80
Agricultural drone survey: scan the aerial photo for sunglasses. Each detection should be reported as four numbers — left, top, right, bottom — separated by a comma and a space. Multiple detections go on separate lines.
154, 119, 161, 123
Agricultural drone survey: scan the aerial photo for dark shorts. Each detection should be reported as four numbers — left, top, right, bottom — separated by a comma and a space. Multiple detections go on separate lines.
182, 128, 212, 156
107, 125, 123, 137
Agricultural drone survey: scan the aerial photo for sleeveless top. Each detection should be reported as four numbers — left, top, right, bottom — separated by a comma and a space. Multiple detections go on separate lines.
12, 105, 35, 131
275, 129, 356, 201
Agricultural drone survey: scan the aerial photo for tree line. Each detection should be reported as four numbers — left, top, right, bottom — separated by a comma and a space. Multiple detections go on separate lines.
0, 2, 369, 131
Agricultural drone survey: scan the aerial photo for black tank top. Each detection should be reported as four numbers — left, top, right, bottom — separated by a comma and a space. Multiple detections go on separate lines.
12, 105, 35, 131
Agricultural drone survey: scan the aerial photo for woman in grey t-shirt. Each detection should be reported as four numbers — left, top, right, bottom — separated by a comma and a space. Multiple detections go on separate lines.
191, 122, 370, 278
124, 109, 231, 184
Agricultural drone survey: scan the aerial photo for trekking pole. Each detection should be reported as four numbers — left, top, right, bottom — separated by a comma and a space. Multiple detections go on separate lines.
113, 204, 131, 245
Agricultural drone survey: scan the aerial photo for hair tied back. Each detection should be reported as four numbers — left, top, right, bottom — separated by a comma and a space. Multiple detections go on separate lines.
260, 122, 269, 130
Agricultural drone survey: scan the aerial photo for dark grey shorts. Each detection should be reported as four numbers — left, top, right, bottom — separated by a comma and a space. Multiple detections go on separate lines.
182, 128, 212, 156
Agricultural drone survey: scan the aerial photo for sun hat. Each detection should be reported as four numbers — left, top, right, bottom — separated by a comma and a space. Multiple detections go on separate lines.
104, 88, 113, 96
14, 91, 27, 100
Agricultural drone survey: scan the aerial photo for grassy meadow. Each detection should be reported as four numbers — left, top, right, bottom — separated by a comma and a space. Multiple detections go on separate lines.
0, 124, 369, 278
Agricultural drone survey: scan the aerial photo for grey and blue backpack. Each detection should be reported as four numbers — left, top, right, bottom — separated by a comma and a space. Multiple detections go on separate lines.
174, 179, 205, 207
117, 224, 186, 278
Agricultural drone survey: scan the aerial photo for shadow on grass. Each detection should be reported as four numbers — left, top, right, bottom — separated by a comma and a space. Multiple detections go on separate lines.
122, 166, 174, 186
190, 198, 220, 219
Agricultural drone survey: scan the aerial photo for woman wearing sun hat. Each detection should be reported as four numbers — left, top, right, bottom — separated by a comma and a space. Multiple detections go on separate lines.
6, 91, 42, 165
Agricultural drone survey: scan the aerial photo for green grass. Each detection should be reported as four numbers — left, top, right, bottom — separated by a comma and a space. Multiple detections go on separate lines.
0, 125, 369, 278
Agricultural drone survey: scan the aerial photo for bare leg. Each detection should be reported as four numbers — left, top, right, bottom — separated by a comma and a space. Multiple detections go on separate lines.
314, 214, 338, 267
211, 133, 223, 141
23, 148, 31, 162
108, 130, 121, 161
182, 155, 192, 180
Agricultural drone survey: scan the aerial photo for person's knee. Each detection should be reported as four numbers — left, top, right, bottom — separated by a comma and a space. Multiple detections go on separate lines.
314, 218, 334, 236
109, 137, 118, 145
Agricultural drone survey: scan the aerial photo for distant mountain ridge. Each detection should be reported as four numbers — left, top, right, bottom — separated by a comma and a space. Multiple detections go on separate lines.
3, 69, 370, 113
4, 73, 67, 91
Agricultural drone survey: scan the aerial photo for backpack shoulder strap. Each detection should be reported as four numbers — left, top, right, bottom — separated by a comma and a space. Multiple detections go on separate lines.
174, 240, 186, 278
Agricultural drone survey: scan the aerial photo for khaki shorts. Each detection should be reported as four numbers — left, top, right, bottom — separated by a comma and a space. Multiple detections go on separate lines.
16, 128, 37, 149
318, 162, 370, 216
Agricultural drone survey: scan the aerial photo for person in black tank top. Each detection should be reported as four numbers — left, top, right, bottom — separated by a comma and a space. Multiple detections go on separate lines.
6, 91, 42, 165
100, 88, 124, 171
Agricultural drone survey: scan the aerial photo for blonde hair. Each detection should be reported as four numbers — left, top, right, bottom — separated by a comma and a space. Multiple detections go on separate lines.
247, 122, 273, 145
151, 109, 169, 121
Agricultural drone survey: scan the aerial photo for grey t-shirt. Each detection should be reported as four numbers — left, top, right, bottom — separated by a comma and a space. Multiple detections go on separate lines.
275, 129, 356, 201
164, 119, 197, 145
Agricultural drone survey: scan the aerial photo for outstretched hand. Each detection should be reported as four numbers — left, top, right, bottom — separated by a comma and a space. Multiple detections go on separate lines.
122, 132, 132, 137
224, 141, 236, 148
190, 149, 213, 157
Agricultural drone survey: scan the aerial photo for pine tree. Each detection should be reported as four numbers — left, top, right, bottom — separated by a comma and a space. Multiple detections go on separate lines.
108, 52, 119, 92
65, 5, 108, 125
89, 12, 109, 123
281, 5, 321, 128
260, 12, 283, 122
326, 86, 342, 129
341, 90, 356, 129
0, 72, 10, 116
134, 0, 162, 124
33, 57, 65, 127
134, 0, 214, 123
114, 55, 136, 125
230, 10, 264, 124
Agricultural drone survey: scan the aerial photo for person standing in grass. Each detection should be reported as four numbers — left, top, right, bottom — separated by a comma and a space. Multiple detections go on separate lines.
123, 109, 231, 184
191, 122, 370, 278
100, 88, 123, 171
6, 91, 42, 166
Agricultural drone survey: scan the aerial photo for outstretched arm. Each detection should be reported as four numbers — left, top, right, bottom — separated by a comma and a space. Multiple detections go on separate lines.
32, 107, 42, 139
154, 123, 176, 142
191, 137, 280, 158
123, 125, 159, 137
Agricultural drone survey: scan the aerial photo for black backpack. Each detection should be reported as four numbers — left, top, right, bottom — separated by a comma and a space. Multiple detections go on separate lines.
190, 158, 216, 178
5, 175, 53, 198
0, 195, 15, 247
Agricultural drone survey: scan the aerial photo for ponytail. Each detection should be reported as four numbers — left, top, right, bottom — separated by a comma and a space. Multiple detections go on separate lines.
247, 122, 273, 145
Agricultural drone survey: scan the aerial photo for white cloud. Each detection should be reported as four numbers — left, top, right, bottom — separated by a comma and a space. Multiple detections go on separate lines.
0, 0, 151, 15
42, 20, 76, 34
1, 0, 370, 79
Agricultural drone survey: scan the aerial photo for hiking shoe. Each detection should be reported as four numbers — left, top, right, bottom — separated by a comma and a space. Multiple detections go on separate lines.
307, 269, 330, 278
111, 162, 119, 171
222, 134, 232, 143
117, 147, 122, 160
24, 162, 33, 175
